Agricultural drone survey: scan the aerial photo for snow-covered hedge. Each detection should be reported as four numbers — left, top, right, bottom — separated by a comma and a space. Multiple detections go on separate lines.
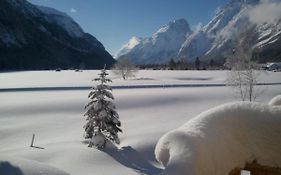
155, 97, 281, 175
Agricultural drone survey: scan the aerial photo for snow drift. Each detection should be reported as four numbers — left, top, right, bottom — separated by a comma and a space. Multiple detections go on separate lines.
155, 97, 281, 175
268, 95, 281, 106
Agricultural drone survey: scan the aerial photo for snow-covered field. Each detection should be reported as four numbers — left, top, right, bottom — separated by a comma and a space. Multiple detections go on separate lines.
0, 70, 281, 175
1, 70, 281, 88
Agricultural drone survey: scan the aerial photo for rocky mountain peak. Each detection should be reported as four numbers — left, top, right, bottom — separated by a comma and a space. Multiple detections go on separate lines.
117, 19, 192, 64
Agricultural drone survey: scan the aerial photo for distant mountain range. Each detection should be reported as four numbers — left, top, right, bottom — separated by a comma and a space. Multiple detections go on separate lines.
0, 0, 115, 70
117, 0, 281, 64
117, 19, 192, 64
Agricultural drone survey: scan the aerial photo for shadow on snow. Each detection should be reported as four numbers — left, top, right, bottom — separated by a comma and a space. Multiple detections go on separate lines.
103, 145, 162, 175
0, 161, 24, 175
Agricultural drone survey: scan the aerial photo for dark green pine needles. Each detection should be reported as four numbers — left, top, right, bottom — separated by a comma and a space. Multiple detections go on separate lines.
84, 69, 122, 148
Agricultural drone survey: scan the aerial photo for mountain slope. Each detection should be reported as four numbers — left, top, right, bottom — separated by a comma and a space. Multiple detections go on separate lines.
0, 0, 115, 70
178, 0, 250, 60
178, 0, 281, 63
115, 36, 141, 58
118, 0, 281, 65
117, 19, 192, 64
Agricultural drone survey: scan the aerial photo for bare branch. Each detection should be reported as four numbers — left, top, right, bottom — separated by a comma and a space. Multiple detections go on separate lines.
111, 58, 138, 80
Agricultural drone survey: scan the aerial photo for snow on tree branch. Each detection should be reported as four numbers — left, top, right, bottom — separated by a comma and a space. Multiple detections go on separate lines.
83, 68, 122, 149
111, 58, 138, 80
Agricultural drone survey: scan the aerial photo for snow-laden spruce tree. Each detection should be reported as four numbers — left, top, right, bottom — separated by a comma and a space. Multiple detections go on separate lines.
84, 68, 122, 148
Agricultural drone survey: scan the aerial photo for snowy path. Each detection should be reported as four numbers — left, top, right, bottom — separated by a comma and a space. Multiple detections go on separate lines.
1, 82, 281, 92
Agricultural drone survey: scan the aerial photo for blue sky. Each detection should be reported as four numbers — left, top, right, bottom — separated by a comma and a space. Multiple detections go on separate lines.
28, 0, 229, 56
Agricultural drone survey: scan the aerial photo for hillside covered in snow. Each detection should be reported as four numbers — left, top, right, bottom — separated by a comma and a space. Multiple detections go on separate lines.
0, 0, 115, 70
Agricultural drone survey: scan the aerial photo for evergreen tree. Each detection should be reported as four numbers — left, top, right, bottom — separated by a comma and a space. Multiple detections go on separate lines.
209, 59, 214, 68
195, 57, 201, 70
169, 59, 176, 70
208, 59, 215, 69
83, 68, 122, 148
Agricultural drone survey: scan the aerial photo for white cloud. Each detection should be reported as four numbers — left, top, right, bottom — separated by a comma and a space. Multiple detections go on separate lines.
70, 8, 77, 13
248, 0, 281, 24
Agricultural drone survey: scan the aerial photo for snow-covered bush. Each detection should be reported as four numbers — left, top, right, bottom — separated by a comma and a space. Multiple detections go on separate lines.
268, 95, 281, 106
83, 69, 122, 148
111, 58, 138, 80
155, 98, 281, 175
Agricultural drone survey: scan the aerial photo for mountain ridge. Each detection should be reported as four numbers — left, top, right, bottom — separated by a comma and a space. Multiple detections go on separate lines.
0, 0, 115, 70
117, 0, 281, 65
117, 18, 192, 64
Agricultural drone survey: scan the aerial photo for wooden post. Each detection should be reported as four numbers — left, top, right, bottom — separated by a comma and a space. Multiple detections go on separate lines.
30, 134, 35, 147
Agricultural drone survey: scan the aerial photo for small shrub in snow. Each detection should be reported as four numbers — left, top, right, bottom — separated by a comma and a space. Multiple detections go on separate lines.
111, 58, 138, 80
155, 96, 281, 175
226, 29, 263, 102
83, 68, 122, 148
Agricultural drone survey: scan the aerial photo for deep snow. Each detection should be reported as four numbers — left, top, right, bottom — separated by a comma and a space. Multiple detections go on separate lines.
269, 95, 281, 106
155, 100, 281, 175
0, 70, 280, 175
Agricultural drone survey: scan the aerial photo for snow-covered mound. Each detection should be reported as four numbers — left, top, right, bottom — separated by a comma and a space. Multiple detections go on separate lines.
0, 156, 68, 175
155, 100, 281, 175
268, 95, 281, 106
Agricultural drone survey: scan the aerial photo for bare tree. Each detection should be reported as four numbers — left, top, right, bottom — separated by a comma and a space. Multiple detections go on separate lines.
226, 29, 262, 102
111, 58, 138, 80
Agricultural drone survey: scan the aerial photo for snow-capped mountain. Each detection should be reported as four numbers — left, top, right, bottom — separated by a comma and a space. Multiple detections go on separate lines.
118, 0, 281, 64
115, 36, 142, 58
117, 19, 192, 64
0, 0, 114, 70
178, 0, 255, 61
179, 0, 281, 63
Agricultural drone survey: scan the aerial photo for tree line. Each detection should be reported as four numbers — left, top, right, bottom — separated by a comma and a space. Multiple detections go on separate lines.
138, 57, 223, 70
